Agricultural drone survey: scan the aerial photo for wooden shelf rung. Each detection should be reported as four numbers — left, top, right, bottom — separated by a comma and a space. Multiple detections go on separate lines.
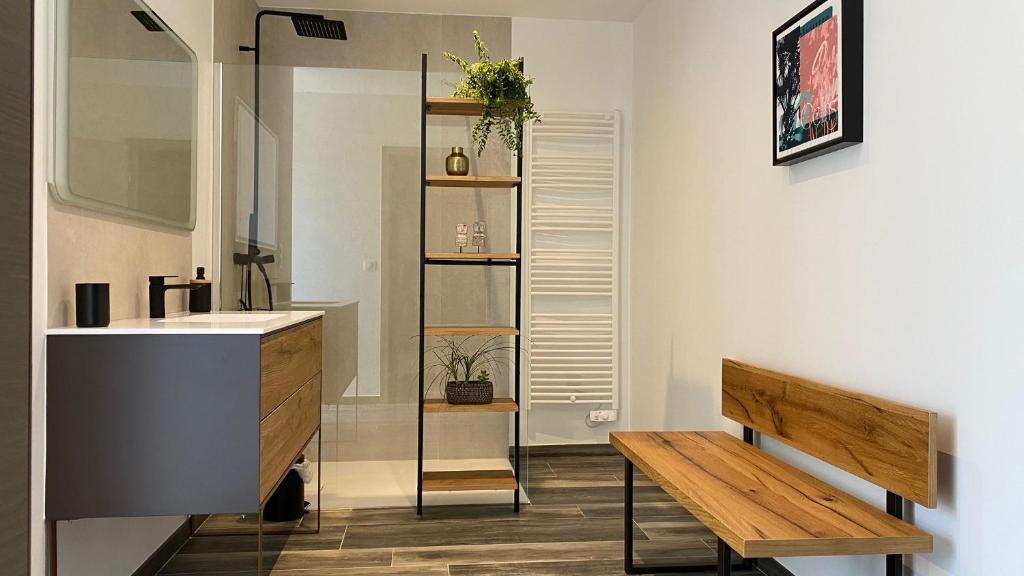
426, 175, 522, 188
425, 252, 520, 261
423, 326, 519, 337
424, 398, 518, 413
425, 97, 484, 116
422, 469, 517, 492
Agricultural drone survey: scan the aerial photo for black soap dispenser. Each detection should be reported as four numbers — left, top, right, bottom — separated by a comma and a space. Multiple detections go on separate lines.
188, 267, 213, 313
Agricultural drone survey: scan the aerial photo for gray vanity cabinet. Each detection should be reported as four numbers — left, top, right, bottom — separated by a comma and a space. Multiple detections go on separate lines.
46, 318, 323, 520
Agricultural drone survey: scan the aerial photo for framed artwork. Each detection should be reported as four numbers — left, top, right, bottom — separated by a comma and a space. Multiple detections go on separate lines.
773, 0, 863, 166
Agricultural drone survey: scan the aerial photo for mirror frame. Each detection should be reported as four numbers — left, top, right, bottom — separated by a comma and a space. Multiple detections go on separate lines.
48, 0, 199, 230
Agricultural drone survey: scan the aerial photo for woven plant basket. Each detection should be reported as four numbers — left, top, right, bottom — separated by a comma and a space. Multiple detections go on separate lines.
445, 380, 494, 405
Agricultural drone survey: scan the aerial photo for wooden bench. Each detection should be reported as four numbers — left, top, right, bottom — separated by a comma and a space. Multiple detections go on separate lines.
611, 359, 937, 575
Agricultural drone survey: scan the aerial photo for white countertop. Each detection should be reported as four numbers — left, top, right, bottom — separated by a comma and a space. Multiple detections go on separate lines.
46, 310, 325, 336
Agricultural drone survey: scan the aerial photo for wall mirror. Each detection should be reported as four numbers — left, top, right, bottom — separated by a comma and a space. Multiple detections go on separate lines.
50, 0, 198, 230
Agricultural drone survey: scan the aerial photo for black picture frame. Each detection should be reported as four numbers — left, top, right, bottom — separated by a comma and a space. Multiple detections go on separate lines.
772, 0, 863, 166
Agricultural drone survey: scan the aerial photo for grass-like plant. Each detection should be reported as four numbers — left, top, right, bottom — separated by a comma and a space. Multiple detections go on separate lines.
445, 31, 541, 156
424, 336, 516, 400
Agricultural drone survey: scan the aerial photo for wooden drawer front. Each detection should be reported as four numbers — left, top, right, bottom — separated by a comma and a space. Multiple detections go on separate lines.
259, 374, 320, 502
261, 319, 322, 418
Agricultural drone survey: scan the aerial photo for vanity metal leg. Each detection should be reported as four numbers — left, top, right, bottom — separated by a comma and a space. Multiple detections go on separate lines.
49, 520, 57, 576
257, 505, 264, 575
316, 429, 322, 534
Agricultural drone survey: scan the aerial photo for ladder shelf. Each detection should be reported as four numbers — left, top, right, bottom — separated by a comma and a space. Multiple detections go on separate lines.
416, 54, 524, 515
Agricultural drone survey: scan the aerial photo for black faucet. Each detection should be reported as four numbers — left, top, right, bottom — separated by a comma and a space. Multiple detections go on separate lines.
149, 276, 197, 319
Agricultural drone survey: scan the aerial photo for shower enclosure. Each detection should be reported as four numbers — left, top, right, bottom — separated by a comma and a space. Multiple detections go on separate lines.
215, 10, 527, 510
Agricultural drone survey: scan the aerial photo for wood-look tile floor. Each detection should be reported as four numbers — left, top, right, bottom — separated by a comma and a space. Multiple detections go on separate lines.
159, 452, 764, 575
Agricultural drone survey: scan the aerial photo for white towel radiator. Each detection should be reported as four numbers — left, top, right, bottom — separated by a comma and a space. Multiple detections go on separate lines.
525, 111, 621, 407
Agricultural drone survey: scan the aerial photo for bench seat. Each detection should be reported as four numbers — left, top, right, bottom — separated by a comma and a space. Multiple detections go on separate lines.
610, 431, 933, 559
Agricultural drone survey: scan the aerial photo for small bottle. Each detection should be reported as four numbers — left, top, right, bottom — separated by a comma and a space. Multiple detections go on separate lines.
455, 223, 469, 253
189, 267, 213, 313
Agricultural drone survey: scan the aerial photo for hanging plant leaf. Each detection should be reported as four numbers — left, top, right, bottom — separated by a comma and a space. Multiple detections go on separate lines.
444, 31, 541, 156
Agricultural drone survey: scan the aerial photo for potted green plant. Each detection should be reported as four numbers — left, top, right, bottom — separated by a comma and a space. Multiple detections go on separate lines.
425, 337, 515, 404
445, 31, 541, 156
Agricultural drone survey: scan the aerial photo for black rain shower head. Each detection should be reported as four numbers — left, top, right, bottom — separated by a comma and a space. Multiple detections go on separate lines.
131, 10, 164, 32
292, 16, 347, 40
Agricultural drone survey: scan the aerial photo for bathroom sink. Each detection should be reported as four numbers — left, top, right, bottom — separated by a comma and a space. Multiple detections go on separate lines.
159, 313, 287, 324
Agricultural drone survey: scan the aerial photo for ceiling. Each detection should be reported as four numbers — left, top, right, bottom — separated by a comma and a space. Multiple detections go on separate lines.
256, 0, 652, 22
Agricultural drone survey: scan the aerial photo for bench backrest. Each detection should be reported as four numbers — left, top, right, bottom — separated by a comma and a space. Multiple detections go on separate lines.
722, 359, 937, 508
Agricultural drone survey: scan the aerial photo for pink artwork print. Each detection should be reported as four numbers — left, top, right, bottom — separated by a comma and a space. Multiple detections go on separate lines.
799, 16, 838, 132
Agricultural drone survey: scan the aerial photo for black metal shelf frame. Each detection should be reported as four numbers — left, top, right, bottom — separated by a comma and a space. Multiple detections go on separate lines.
416, 53, 524, 515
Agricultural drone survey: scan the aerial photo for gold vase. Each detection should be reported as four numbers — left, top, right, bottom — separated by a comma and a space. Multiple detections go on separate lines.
445, 146, 469, 176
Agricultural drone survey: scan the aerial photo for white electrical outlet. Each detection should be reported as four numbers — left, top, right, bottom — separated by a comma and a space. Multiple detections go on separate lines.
588, 409, 618, 423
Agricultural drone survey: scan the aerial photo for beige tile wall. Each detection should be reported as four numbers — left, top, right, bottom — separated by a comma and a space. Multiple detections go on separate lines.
47, 202, 192, 327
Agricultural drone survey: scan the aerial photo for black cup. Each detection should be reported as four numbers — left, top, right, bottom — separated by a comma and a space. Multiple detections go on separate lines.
75, 283, 110, 328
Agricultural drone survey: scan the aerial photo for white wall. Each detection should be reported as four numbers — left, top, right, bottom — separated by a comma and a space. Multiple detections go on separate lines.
631, 1, 1024, 575
512, 17, 633, 444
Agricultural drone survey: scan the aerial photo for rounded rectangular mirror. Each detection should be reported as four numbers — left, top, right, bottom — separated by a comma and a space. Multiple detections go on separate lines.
50, 0, 198, 230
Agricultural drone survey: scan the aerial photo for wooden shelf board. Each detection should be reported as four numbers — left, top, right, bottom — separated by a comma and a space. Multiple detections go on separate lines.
422, 469, 517, 492
424, 398, 518, 413
426, 97, 483, 116
426, 175, 522, 188
423, 326, 519, 337
425, 252, 521, 261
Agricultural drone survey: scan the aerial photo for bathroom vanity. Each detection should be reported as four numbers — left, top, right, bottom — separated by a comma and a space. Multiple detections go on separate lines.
45, 311, 324, 520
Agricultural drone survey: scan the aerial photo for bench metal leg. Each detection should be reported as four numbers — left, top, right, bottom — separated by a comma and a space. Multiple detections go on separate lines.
886, 491, 904, 576
886, 554, 903, 576
742, 426, 755, 446
717, 538, 733, 576
625, 457, 633, 574
623, 457, 746, 575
